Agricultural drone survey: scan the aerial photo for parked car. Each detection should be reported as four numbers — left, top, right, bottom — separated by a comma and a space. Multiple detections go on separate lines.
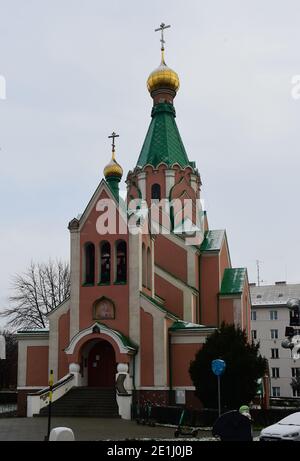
260, 412, 300, 441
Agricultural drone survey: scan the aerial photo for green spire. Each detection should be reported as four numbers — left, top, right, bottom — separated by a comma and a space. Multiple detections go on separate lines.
136, 103, 190, 169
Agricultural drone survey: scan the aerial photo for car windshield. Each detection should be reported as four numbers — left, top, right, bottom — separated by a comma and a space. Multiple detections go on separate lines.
278, 413, 300, 426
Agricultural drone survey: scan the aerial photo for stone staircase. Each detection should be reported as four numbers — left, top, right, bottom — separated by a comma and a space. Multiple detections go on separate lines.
37, 387, 119, 418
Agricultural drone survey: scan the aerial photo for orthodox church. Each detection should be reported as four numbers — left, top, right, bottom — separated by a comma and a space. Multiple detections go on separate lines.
17, 26, 251, 418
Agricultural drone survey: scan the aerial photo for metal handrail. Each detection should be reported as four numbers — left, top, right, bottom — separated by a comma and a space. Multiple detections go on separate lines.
28, 373, 74, 397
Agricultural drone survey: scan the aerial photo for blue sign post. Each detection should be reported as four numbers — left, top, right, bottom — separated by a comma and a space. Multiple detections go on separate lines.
212, 359, 226, 417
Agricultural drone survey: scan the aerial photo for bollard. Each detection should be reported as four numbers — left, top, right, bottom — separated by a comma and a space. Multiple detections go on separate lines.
49, 427, 75, 441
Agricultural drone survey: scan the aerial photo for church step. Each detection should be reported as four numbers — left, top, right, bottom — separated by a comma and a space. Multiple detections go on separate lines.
36, 387, 119, 417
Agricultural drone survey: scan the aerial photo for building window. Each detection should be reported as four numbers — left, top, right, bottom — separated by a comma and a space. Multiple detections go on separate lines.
271, 348, 279, 359
292, 389, 300, 397
251, 330, 257, 340
272, 387, 280, 397
292, 368, 300, 378
270, 310, 278, 320
100, 241, 111, 284
271, 329, 278, 339
251, 311, 257, 321
142, 243, 146, 287
272, 368, 280, 378
115, 240, 127, 283
84, 242, 95, 284
147, 247, 151, 290
151, 183, 161, 201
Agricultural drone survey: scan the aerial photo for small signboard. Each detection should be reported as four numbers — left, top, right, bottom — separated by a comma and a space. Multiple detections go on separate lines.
211, 359, 226, 376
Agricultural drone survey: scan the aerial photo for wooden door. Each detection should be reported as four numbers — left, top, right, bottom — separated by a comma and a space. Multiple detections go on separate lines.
88, 341, 116, 387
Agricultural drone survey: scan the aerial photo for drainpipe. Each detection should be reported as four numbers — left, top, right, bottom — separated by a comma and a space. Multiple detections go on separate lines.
198, 253, 202, 323
132, 354, 136, 419
168, 331, 173, 405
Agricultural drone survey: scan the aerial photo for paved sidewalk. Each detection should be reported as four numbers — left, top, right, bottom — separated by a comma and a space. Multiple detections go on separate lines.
0, 417, 213, 441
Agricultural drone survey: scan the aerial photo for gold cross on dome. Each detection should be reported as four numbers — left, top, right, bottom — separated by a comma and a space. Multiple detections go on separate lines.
108, 131, 119, 154
155, 22, 171, 52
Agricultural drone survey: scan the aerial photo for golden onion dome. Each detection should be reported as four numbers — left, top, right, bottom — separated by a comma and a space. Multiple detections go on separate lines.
147, 57, 180, 94
103, 153, 123, 179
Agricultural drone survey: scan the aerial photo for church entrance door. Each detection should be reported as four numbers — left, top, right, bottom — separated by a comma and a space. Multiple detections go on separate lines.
88, 340, 116, 387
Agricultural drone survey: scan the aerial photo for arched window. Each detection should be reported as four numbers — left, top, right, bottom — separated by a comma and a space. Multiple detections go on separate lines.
84, 242, 95, 284
151, 183, 161, 201
142, 243, 146, 287
115, 240, 127, 283
147, 247, 152, 290
100, 241, 111, 284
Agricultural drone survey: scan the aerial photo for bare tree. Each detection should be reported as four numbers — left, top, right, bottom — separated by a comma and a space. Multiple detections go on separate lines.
0, 260, 70, 330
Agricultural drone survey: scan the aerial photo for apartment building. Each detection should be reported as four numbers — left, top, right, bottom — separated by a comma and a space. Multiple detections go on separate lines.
250, 282, 300, 398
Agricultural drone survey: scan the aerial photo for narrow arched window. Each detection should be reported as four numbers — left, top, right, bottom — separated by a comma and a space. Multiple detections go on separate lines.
116, 240, 127, 283
84, 242, 95, 284
142, 243, 146, 287
151, 183, 161, 201
147, 247, 152, 290
100, 241, 111, 283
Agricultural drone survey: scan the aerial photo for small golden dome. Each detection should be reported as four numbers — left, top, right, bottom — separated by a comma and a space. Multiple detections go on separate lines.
103, 154, 123, 179
147, 60, 180, 94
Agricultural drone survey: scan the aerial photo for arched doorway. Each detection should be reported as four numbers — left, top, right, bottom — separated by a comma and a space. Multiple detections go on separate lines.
87, 340, 116, 387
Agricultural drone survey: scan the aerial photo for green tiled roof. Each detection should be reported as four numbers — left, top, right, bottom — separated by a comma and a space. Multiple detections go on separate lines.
200, 230, 225, 252
94, 322, 138, 352
136, 103, 190, 168
220, 268, 247, 295
169, 320, 210, 331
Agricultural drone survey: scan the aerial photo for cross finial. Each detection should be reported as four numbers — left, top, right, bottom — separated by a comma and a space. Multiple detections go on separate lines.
155, 22, 171, 63
108, 131, 119, 159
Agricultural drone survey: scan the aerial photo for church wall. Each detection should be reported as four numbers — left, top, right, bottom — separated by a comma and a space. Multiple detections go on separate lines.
26, 346, 49, 387
219, 297, 235, 325
140, 309, 154, 386
200, 254, 220, 326
58, 310, 70, 379
144, 166, 166, 206
171, 343, 201, 386
155, 234, 187, 283
79, 285, 129, 334
79, 188, 130, 335
154, 274, 184, 318
219, 240, 231, 280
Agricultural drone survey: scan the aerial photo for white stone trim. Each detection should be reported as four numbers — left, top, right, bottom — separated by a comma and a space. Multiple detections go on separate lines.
17, 387, 43, 390
165, 169, 176, 197
129, 231, 142, 387
27, 374, 75, 417
48, 299, 70, 382
187, 251, 197, 289
173, 386, 196, 390
140, 295, 168, 386
137, 386, 169, 390
64, 323, 133, 355
70, 230, 80, 339
171, 335, 206, 344
190, 174, 198, 193
137, 172, 147, 199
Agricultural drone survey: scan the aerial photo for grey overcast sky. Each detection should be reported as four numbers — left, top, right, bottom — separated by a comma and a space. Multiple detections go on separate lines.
0, 0, 300, 322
